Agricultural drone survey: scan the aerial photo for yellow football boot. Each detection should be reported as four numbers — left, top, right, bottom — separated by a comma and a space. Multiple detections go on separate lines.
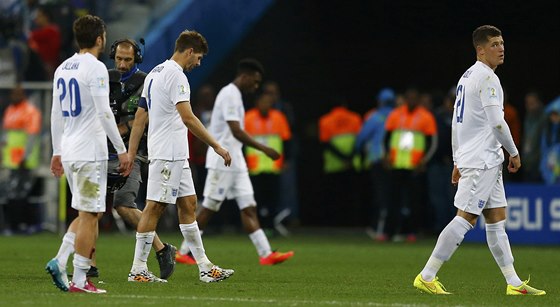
506, 278, 546, 295
413, 273, 451, 294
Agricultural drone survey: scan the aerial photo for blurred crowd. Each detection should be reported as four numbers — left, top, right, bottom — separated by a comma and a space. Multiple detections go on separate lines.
318, 86, 560, 242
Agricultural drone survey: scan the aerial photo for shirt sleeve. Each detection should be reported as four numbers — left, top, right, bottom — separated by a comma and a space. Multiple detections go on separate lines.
51, 77, 63, 156
451, 115, 458, 164
480, 76, 501, 108
169, 70, 191, 105
223, 91, 243, 122
90, 66, 126, 154
138, 97, 148, 111
484, 104, 518, 157
384, 111, 397, 131
422, 112, 437, 136
278, 112, 292, 140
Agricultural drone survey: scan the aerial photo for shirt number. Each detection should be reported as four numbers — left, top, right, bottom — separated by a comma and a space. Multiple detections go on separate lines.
57, 77, 82, 117
147, 79, 153, 110
455, 85, 465, 123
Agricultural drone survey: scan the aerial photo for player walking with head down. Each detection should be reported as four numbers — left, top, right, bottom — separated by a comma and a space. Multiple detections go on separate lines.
413, 25, 545, 295
106, 38, 177, 280
47, 15, 132, 294
126, 30, 233, 283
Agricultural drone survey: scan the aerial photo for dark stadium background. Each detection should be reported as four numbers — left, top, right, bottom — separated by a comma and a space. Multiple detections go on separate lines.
204, 0, 560, 226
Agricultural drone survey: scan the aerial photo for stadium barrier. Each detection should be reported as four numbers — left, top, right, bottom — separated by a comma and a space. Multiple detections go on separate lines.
464, 183, 560, 245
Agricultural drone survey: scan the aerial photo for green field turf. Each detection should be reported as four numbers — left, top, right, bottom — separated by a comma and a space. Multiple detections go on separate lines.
0, 231, 557, 306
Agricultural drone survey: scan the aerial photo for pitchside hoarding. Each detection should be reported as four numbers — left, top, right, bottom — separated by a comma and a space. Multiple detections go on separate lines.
465, 184, 560, 244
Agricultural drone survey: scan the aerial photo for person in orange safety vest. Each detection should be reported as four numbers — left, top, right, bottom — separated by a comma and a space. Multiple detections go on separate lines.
1, 85, 42, 234
245, 92, 291, 232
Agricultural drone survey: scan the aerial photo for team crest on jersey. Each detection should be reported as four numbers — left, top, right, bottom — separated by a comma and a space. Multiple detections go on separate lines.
490, 87, 496, 97
97, 77, 106, 88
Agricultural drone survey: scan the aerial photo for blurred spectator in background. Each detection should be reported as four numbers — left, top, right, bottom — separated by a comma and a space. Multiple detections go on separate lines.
262, 81, 299, 228
522, 91, 546, 182
355, 87, 395, 240
503, 90, 522, 181
318, 97, 362, 224
1, 85, 42, 235
245, 92, 291, 235
540, 96, 560, 185
427, 88, 456, 233
0, 15, 27, 87
383, 87, 437, 242
28, 5, 61, 78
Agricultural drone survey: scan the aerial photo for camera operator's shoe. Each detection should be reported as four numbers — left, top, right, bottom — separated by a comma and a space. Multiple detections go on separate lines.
87, 266, 99, 278
176, 251, 196, 265
259, 251, 294, 266
506, 278, 546, 295
413, 274, 451, 294
156, 243, 176, 279
199, 265, 234, 283
45, 258, 69, 292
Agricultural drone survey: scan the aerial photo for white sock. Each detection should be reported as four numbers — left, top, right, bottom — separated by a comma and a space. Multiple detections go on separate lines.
72, 253, 91, 288
179, 230, 202, 255
179, 239, 190, 255
131, 231, 155, 273
486, 220, 522, 286
55, 231, 75, 269
179, 222, 212, 271
249, 229, 272, 258
421, 216, 472, 281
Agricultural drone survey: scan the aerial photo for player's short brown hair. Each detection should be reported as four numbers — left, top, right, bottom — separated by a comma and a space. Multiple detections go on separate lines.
175, 30, 209, 54
472, 25, 502, 49
73, 15, 106, 49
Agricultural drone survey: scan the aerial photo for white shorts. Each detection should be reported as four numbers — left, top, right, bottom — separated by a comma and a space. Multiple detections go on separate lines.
202, 169, 255, 211
454, 166, 507, 215
146, 159, 196, 204
63, 160, 107, 213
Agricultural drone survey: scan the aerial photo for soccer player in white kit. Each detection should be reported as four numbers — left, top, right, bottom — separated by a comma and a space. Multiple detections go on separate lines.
413, 25, 545, 295
175, 59, 294, 266
126, 30, 234, 283
46, 15, 132, 294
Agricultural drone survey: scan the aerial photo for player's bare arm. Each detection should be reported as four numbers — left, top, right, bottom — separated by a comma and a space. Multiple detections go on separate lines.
176, 101, 232, 166
128, 106, 148, 161
227, 120, 280, 160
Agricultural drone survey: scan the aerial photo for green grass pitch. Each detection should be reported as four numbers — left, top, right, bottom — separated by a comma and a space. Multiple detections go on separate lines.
0, 231, 557, 306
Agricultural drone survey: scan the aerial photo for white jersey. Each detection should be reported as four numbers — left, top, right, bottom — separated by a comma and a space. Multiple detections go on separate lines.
452, 61, 506, 169
51, 52, 125, 161
142, 59, 190, 161
206, 83, 246, 172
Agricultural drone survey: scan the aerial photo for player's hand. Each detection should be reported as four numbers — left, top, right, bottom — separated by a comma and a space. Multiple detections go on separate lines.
508, 154, 521, 173
50, 155, 64, 178
214, 146, 232, 167
117, 152, 132, 177
263, 147, 281, 160
451, 165, 461, 186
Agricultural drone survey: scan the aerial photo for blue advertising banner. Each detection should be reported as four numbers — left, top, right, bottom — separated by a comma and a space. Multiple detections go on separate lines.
464, 184, 560, 244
